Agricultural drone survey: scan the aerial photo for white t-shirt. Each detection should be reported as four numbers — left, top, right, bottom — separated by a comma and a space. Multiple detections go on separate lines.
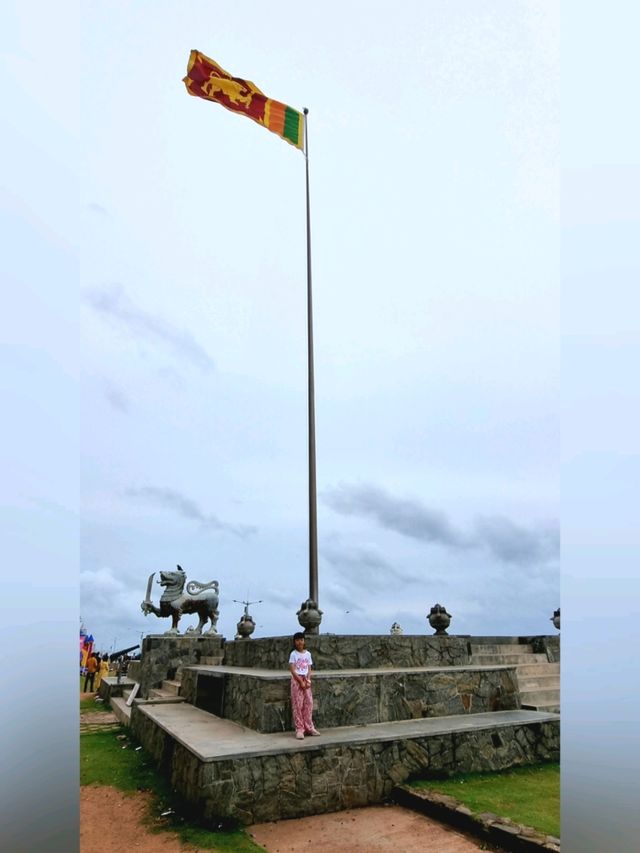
289, 649, 313, 677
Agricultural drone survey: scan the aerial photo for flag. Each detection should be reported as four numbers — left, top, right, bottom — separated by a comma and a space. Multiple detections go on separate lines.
183, 50, 304, 150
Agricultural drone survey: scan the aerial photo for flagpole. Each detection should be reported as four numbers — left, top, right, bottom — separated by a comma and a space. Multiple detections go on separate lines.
303, 107, 319, 614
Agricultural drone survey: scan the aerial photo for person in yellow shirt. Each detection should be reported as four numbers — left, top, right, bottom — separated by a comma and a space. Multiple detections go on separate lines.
83, 653, 98, 692
95, 653, 109, 690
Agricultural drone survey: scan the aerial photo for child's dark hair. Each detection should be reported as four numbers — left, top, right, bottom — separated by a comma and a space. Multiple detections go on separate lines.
292, 631, 305, 649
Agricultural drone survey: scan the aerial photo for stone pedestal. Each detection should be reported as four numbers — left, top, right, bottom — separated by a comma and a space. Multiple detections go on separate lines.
137, 635, 225, 698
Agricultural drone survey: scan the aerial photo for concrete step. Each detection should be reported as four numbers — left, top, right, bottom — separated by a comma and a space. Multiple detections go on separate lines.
148, 687, 185, 700
471, 653, 548, 665
520, 688, 560, 706
523, 702, 560, 714
470, 644, 533, 655
516, 662, 559, 677
518, 674, 559, 690
136, 703, 559, 761
161, 679, 181, 696
111, 697, 132, 726
188, 664, 526, 732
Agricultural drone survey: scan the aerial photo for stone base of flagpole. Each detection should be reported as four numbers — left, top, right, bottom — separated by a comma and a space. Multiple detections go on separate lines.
296, 598, 323, 634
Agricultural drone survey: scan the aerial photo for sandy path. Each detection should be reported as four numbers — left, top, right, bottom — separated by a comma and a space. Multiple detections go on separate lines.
249, 804, 494, 852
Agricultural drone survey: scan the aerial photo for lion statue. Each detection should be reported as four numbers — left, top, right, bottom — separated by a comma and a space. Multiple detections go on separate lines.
141, 565, 219, 635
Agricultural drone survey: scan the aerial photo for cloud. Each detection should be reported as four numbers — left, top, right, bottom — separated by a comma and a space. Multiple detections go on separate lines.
80, 566, 170, 652
321, 582, 366, 614
80, 567, 145, 636
323, 483, 559, 567
85, 284, 215, 372
474, 515, 559, 565
87, 202, 109, 216
321, 542, 420, 588
323, 484, 470, 549
125, 485, 256, 539
103, 381, 130, 413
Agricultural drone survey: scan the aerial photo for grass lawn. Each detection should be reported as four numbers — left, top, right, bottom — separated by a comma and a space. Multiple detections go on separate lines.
410, 763, 560, 838
79, 677, 109, 712
81, 728, 264, 852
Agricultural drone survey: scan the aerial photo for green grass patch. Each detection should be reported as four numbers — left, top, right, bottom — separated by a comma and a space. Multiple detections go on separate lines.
81, 729, 264, 851
80, 695, 109, 712
80, 729, 160, 792
410, 763, 560, 837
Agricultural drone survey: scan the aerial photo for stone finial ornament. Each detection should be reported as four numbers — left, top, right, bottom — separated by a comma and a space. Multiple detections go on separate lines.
390, 622, 403, 635
234, 599, 261, 640
428, 603, 452, 636
551, 607, 560, 631
297, 598, 323, 634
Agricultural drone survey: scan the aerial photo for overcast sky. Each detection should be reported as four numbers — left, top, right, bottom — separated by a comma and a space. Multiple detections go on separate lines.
71, 1, 559, 652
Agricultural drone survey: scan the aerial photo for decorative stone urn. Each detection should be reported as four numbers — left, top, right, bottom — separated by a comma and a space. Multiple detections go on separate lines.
236, 610, 256, 640
551, 607, 560, 631
428, 603, 452, 636
390, 622, 403, 635
297, 599, 323, 635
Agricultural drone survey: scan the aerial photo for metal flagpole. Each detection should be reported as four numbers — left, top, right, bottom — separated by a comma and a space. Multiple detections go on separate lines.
303, 107, 319, 609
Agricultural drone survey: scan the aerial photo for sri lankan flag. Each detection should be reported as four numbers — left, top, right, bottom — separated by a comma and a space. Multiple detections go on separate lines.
183, 50, 304, 150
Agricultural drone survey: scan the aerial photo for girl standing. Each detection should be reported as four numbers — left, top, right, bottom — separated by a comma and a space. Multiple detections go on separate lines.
288, 632, 320, 739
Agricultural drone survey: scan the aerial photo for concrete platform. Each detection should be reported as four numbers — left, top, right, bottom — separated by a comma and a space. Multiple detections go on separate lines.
130, 701, 560, 824
135, 702, 558, 762
110, 696, 132, 726
180, 664, 522, 732
98, 676, 137, 702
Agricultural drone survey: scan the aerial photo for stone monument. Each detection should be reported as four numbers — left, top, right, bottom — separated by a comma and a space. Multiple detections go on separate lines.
140, 564, 220, 635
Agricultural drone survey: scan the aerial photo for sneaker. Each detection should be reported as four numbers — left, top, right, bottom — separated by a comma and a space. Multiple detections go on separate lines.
307, 728, 321, 736
295, 731, 305, 740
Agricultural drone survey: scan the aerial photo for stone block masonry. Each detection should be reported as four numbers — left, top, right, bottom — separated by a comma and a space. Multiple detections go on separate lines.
223, 634, 470, 669
184, 665, 521, 732
130, 702, 559, 826
137, 635, 224, 698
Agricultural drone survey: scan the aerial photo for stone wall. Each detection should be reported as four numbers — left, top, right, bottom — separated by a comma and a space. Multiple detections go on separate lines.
189, 667, 521, 732
98, 676, 136, 702
528, 635, 560, 663
223, 635, 470, 670
137, 636, 224, 698
130, 705, 559, 825
127, 660, 141, 681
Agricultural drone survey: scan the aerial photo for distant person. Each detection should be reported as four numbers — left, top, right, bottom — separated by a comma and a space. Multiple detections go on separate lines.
288, 632, 320, 740
95, 653, 109, 690
83, 653, 98, 692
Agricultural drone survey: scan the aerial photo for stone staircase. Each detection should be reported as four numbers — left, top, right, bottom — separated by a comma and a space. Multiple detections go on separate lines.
470, 642, 560, 713
148, 678, 183, 700
107, 649, 225, 725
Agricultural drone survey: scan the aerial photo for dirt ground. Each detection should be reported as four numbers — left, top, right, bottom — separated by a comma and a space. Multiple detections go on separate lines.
81, 786, 494, 853
249, 805, 496, 852
80, 691, 495, 853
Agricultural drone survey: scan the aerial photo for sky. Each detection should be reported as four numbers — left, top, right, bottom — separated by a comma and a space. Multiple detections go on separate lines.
71, 1, 560, 652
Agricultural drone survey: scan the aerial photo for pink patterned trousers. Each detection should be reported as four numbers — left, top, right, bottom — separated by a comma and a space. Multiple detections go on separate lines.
290, 678, 315, 733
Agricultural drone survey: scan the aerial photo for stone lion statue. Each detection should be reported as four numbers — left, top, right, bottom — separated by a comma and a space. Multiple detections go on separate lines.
140, 565, 219, 635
